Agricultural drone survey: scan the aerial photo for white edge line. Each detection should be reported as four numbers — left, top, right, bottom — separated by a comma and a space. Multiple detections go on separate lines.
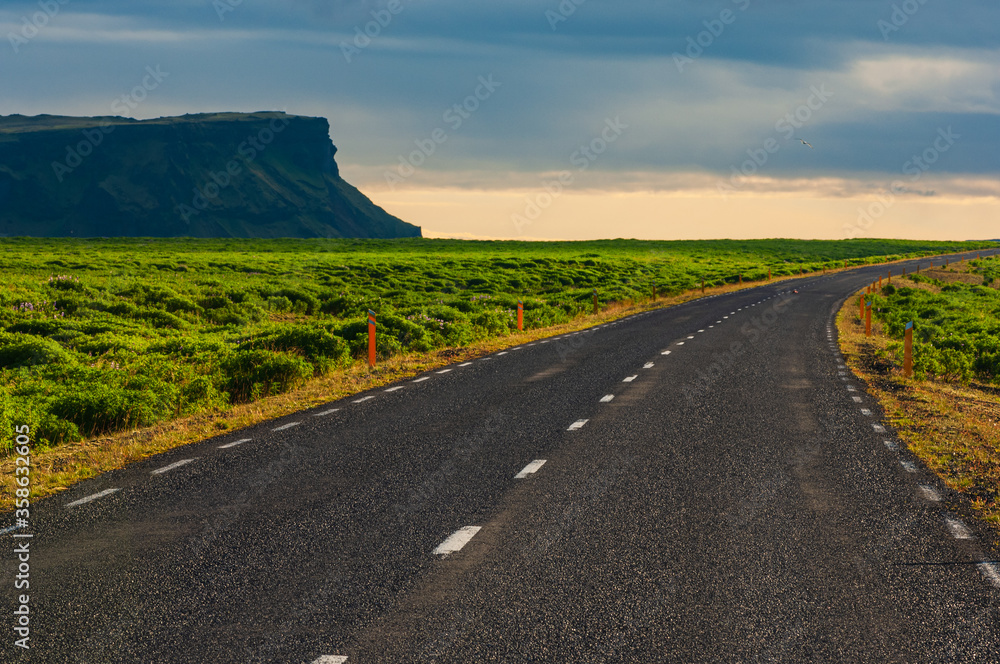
385, 386, 405, 392
514, 459, 547, 479
945, 517, 974, 540
413, 377, 430, 382
311, 656, 349, 664
273, 421, 302, 431
313, 408, 340, 416
600, 394, 614, 403
459, 362, 473, 366
977, 562, 1000, 589
151, 458, 195, 475
568, 419, 589, 431
661, 350, 672, 355
352, 396, 374, 404
66, 488, 121, 508
433, 525, 482, 556
219, 438, 251, 449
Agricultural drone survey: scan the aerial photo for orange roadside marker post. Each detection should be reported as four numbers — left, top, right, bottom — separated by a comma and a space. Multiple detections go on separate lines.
865, 301, 872, 336
701, 278, 705, 293
844, 260, 847, 269
367, 310, 376, 368
904, 321, 914, 377
878, 276, 882, 289
517, 300, 524, 331
859, 294, 865, 319
739, 274, 742, 285
888, 270, 892, 284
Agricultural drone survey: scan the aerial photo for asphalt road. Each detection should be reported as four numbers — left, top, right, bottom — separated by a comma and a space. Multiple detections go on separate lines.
4, 250, 1000, 663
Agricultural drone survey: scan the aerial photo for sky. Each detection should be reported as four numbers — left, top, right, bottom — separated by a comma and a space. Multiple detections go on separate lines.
1, 0, 997, 241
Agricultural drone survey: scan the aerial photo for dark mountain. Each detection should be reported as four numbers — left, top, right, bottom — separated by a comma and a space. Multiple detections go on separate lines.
0, 112, 420, 238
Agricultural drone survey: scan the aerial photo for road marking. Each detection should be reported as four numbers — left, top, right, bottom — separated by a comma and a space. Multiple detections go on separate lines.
883, 440, 898, 450
413, 377, 430, 382
860, 409, 872, 416
709, 325, 714, 328
661, 350, 672, 355
600, 394, 615, 403
698, 329, 705, 333
900, 460, 917, 472
716, 320, 722, 323
846, 385, 856, 392
66, 488, 120, 508
730, 312, 735, 315
459, 362, 473, 367
313, 408, 341, 416
623, 375, 637, 382
945, 517, 974, 540
918, 485, 941, 501
873, 424, 886, 433
686, 335, 694, 339
385, 386, 405, 392
676, 341, 685, 346
436, 369, 453, 374
977, 562, 1000, 589
497, 351, 508, 356
568, 419, 589, 431
273, 421, 302, 431
527, 343, 536, 347
433, 526, 482, 556
514, 459, 547, 479
723, 316, 729, 319
852, 396, 863, 403
643, 362, 654, 369
152, 459, 195, 475
0, 523, 26, 535
838, 371, 847, 376
312, 656, 348, 664
219, 438, 251, 449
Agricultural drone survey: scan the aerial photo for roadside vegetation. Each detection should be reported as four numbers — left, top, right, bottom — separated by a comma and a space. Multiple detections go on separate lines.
838, 255, 1000, 531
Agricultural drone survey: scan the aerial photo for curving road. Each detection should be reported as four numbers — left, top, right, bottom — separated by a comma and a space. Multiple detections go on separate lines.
4, 250, 1000, 663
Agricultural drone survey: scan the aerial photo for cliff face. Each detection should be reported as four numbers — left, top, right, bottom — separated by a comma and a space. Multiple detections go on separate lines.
0, 112, 420, 239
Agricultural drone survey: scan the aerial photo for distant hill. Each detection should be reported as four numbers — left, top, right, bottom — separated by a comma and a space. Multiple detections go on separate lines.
0, 112, 420, 239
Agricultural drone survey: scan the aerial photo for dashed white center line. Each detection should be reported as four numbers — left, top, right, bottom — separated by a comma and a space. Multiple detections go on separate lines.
541, 340, 549, 344
918, 485, 941, 501
860, 409, 872, 416
152, 459, 195, 475
413, 377, 430, 383
385, 386, 405, 392
436, 369, 452, 374
873, 424, 886, 433
567, 419, 589, 431
273, 421, 302, 431
708, 325, 714, 328
723, 316, 729, 319
459, 362, 473, 367
514, 459, 547, 479
900, 460, 917, 473
643, 362, 654, 369
480, 357, 493, 361
66, 488, 120, 508
846, 385, 856, 392
433, 526, 482, 556
313, 408, 341, 416
883, 439, 899, 450
497, 351, 508, 356
312, 655, 348, 664
686, 335, 694, 339
623, 375, 637, 383
945, 517, 974, 540
600, 394, 615, 403
676, 341, 685, 346
219, 438, 251, 449
852, 396, 863, 403
661, 350, 672, 355
698, 329, 705, 333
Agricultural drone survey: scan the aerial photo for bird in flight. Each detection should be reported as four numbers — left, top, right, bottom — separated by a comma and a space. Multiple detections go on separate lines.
798, 138, 814, 148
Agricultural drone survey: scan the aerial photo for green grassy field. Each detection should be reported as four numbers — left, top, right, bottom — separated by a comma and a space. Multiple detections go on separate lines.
869, 256, 1000, 383
1, 236, 994, 456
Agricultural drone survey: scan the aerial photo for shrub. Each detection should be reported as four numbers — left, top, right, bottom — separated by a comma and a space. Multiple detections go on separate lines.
218, 350, 313, 403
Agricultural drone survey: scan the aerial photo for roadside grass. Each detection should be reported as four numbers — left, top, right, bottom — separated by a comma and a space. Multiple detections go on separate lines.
836, 260, 1000, 537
